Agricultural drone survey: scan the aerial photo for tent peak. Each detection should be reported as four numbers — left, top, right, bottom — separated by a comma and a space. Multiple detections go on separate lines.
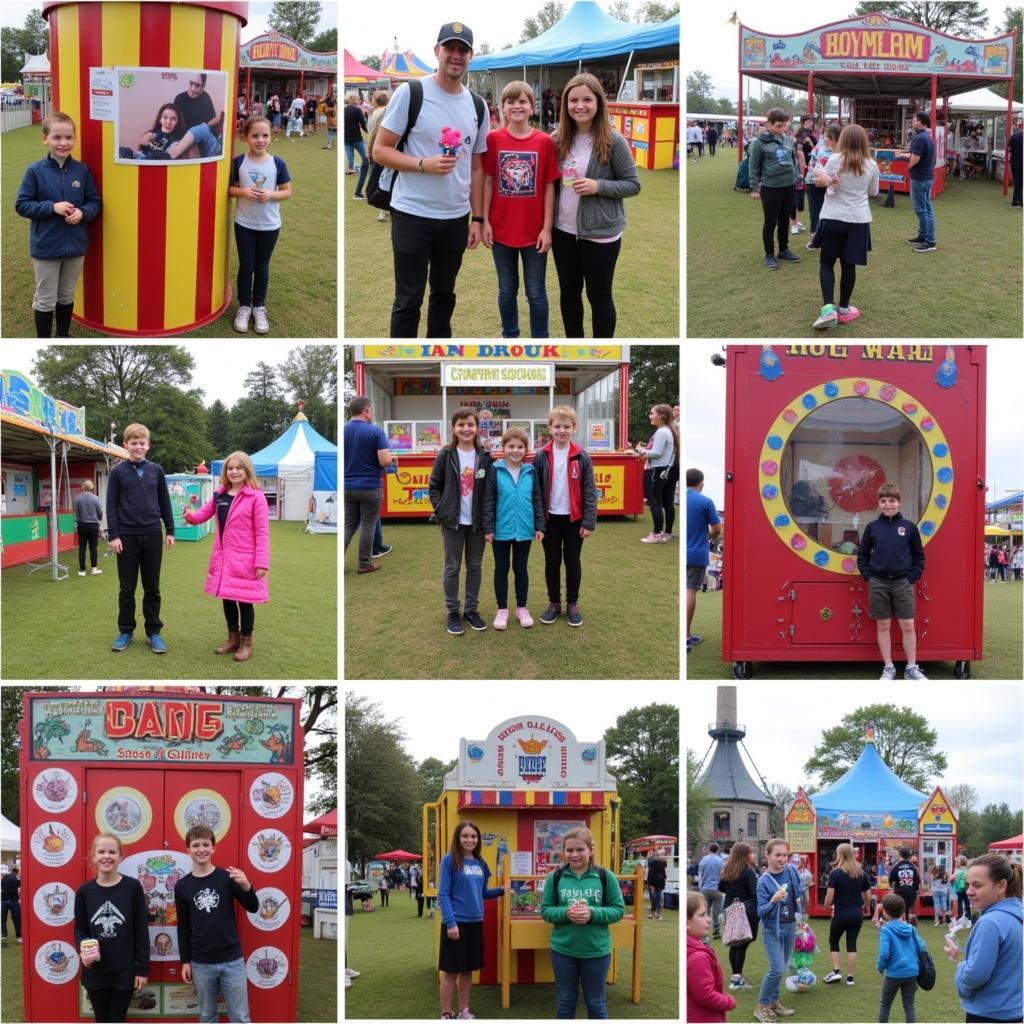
293, 401, 308, 422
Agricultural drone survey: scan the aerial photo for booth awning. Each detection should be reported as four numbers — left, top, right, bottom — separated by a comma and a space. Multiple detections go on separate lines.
379, 49, 434, 78
372, 849, 421, 860
457, 789, 610, 809
344, 49, 389, 84
989, 834, 1024, 850
303, 809, 337, 836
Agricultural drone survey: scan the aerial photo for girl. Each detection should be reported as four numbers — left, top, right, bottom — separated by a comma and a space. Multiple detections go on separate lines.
931, 863, 952, 927
482, 425, 544, 629
749, 108, 801, 270
953, 854, 972, 922
822, 842, 872, 985
437, 821, 505, 1020
755, 838, 803, 1023
122, 102, 184, 160
790, 114, 815, 234
74, 834, 148, 1023
482, 80, 561, 339
228, 115, 292, 334
687, 892, 737, 1023
428, 408, 494, 636
947, 854, 1023, 1024
804, 122, 842, 242
640, 404, 678, 543
182, 450, 269, 663
811, 123, 880, 330
322, 95, 337, 151
541, 826, 624, 1019
718, 841, 759, 992
550, 72, 641, 338
366, 91, 391, 223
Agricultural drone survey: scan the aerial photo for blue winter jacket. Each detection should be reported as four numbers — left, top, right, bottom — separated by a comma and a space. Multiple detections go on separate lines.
955, 898, 1024, 1020
15, 153, 101, 259
482, 460, 544, 541
877, 918, 925, 979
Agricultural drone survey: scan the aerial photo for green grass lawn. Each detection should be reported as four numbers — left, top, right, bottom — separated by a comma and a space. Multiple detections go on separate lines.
344, 520, 679, 680
343, 165, 679, 338
344, 893, 679, 1019
686, 151, 1024, 338
0, 927, 335, 1023
0, 521, 337, 680
687, 580, 1023, 680
2, 125, 336, 338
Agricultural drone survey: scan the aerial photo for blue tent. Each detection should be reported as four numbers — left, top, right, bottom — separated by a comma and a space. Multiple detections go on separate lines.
811, 737, 927, 818
306, 450, 337, 534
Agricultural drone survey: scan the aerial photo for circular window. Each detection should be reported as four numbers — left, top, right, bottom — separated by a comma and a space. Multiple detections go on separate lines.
759, 378, 953, 576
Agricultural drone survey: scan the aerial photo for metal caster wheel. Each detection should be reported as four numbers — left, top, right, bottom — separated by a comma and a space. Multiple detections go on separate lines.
732, 661, 753, 679
954, 661, 971, 679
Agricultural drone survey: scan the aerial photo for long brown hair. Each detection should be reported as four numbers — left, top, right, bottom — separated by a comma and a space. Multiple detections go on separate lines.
651, 404, 679, 461
836, 123, 871, 177
554, 73, 613, 164
969, 853, 1023, 899
449, 820, 482, 873
721, 842, 752, 883
445, 407, 485, 451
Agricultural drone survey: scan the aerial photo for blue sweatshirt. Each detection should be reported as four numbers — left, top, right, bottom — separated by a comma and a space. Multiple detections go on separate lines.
15, 153, 101, 260
756, 864, 803, 937
877, 917, 925, 978
436, 853, 504, 928
955, 898, 1023, 1020
857, 512, 925, 583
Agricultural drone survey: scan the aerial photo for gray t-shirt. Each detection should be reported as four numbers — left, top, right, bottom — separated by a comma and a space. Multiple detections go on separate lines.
380, 77, 488, 219
233, 154, 289, 231
75, 491, 103, 524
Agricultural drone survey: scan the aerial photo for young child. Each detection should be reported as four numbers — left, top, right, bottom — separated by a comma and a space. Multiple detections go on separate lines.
285, 105, 304, 138
483, 426, 544, 629
182, 451, 270, 662
428, 408, 495, 636
947, 854, 1023, 1024
15, 111, 101, 338
105, 423, 175, 654
533, 405, 597, 627
228, 115, 292, 335
687, 892, 737, 1023
857, 483, 927, 680
173, 826, 258, 1024
748, 108, 801, 271
640, 404, 678, 543
482, 80, 560, 339
877, 893, 926, 1023
804, 121, 842, 242
74, 834, 149, 1024
323, 96, 337, 151
436, 821, 505, 1020
118, 102, 186, 160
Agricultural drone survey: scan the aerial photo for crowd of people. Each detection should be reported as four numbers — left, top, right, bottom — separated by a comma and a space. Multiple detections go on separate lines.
985, 542, 1023, 582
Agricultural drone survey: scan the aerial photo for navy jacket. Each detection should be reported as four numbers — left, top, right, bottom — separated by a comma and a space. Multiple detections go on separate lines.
857, 512, 925, 583
106, 459, 175, 540
15, 153, 101, 259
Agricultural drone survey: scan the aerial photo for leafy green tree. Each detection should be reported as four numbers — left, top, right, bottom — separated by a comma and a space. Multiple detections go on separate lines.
767, 782, 794, 838
1, 9, 49, 84
300, 686, 338, 816
946, 783, 980, 818
852, 1, 989, 35
687, 749, 715, 850
977, 802, 1023, 849
359, 54, 381, 70
267, 0, 322, 45
627, 346, 680, 447
139, 385, 209, 472
206, 399, 231, 457
281, 346, 338, 443
989, 7, 1023, 102
748, 85, 802, 117
308, 27, 337, 54
686, 70, 715, 112
521, 2, 565, 42
607, 0, 631, 19
637, 1, 679, 21
416, 756, 459, 808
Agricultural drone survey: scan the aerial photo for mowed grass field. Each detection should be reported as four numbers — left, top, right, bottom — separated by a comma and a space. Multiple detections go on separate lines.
344, 519, 679, 680
686, 150, 1024, 338
2, 124, 336, 338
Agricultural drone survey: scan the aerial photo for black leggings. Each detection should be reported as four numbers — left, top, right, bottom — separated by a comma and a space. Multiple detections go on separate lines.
492, 539, 532, 609
758, 184, 795, 256
222, 600, 255, 634
829, 908, 865, 952
543, 514, 585, 605
728, 913, 759, 975
820, 258, 856, 307
551, 228, 622, 338
78, 521, 100, 570
645, 468, 675, 535
234, 223, 280, 306
86, 987, 133, 1023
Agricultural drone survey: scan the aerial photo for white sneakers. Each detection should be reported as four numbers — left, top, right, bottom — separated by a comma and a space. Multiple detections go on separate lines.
234, 305, 270, 333
252, 306, 270, 333
234, 305, 252, 331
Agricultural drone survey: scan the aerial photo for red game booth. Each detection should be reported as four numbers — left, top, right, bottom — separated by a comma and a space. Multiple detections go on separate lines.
723, 344, 986, 679
20, 690, 302, 1023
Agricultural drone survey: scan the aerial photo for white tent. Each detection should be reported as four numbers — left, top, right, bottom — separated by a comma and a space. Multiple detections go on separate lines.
945, 87, 1023, 114
1, 813, 21, 853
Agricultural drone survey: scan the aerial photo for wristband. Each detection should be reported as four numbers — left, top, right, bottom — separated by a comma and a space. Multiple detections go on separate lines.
417, 158, 425, 173
471, 216, 484, 224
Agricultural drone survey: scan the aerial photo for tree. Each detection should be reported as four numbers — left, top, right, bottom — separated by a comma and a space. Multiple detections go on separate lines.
748, 85, 802, 116
977, 802, 1023, 849
359, 54, 381, 71
308, 27, 337, 54
280, 346, 338, 443
626, 346, 680, 447
476, 42, 494, 55
946, 783, 979, 818
267, 0, 322, 45
767, 782, 794, 838
1, 9, 49, 85
637, 1, 679, 21
686, 70, 715, 113
802, 705, 947, 791
606, 0, 631, 19
851, 2, 989, 35
206, 399, 231, 456
416, 756, 458, 808
715, 97, 738, 115
687, 749, 715, 850
989, 7, 1023, 103
521, 2, 565, 42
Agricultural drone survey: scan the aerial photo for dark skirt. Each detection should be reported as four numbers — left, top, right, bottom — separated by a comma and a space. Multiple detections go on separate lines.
438, 919, 485, 974
816, 218, 872, 266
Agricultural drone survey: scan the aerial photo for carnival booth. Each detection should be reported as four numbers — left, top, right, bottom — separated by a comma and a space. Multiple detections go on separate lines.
738, 14, 1018, 196
301, 810, 338, 939
19, 690, 302, 1023
20, 53, 52, 124
786, 724, 957, 920
940, 87, 1024, 181
305, 450, 337, 534
240, 31, 336, 113
723, 344, 986, 679
422, 715, 643, 1009
353, 344, 644, 519
166, 474, 215, 542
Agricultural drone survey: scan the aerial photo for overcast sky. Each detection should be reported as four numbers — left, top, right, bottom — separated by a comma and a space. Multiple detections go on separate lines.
685, 681, 1024, 810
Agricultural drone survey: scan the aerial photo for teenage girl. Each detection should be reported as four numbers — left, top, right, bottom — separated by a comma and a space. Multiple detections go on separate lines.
228, 115, 293, 334
428, 408, 494, 636
931, 864, 952, 927
182, 451, 269, 663
74, 834, 149, 1023
717, 841, 759, 992
756, 838, 803, 1023
640, 404, 678, 543
437, 821, 505, 1020
687, 892, 737, 1023
947, 854, 1023, 1024
822, 842, 873, 985
550, 72, 641, 338
541, 826, 624, 1019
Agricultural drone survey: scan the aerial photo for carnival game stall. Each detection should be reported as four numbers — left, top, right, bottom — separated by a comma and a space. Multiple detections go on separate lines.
19, 690, 303, 1023
989, 835, 1024, 863
940, 87, 1024, 181
353, 344, 644, 519
738, 14, 1017, 196
166, 474, 215, 542
240, 32, 336, 113
305, 450, 337, 534
422, 715, 642, 1009
723, 345, 986, 679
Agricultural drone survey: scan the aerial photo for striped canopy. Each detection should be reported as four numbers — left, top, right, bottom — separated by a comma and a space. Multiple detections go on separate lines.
380, 48, 434, 78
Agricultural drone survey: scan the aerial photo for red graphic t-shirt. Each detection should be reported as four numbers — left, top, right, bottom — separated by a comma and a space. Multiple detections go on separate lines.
483, 126, 561, 249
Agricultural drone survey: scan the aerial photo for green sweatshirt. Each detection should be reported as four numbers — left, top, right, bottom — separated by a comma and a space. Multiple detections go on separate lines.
540, 864, 625, 958
748, 130, 799, 192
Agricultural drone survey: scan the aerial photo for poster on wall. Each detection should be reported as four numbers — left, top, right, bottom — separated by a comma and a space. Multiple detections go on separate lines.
533, 819, 585, 874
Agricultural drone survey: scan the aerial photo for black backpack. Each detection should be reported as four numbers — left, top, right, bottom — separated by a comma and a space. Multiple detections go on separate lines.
366, 79, 486, 211
917, 942, 937, 991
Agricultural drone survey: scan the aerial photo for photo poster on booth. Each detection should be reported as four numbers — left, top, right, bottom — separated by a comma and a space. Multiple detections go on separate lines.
534, 819, 586, 874
114, 68, 229, 166
386, 421, 414, 453
462, 401, 511, 451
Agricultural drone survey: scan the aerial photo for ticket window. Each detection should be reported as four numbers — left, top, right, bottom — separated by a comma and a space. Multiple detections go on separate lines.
636, 65, 678, 102
920, 839, 954, 890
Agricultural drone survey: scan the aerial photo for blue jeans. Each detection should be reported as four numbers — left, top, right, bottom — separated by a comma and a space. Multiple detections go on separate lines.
550, 950, 611, 1018
933, 890, 950, 916
187, 122, 223, 159
346, 138, 368, 194
910, 178, 935, 243
191, 958, 249, 1023
758, 920, 796, 1006
491, 241, 549, 338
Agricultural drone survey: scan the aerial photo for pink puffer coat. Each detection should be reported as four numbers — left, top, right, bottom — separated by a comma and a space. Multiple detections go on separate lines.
183, 485, 270, 603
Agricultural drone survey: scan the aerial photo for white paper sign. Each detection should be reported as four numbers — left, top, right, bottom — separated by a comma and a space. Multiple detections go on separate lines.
510, 852, 533, 876
90, 67, 116, 121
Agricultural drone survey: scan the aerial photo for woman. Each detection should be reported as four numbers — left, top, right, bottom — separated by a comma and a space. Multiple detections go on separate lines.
822, 842, 873, 986
718, 841, 759, 992
755, 838, 803, 1023
640, 404, 678, 544
646, 849, 668, 921
953, 854, 972, 922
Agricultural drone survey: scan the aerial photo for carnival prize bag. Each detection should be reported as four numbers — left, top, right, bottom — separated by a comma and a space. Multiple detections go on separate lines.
722, 898, 753, 945
785, 920, 818, 992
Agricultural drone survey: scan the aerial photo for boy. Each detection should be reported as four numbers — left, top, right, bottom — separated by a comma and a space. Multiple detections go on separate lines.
174, 826, 259, 1024
105, 424, 175, 653
15, 111, 101, 338
748, 108, 801, 270
533, 405, 597, 627
857, 483, 927, 680
884, 848, 922, 927
876, 893, 926, 1023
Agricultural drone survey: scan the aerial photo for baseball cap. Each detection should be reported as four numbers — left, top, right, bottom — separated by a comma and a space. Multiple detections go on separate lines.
437, 21, 474, 48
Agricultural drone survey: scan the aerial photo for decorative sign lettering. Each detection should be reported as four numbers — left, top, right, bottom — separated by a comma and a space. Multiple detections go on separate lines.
0, 370, 85, 436
360, 344, 624, 361
443, 363, 554, 387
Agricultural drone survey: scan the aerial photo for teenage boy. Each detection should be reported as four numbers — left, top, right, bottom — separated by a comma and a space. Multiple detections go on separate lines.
106, 424, 175, 654
533, 405, 597, 627
174, 826, 259, 1024
748, 108, 802, 270
875, 848, 922, 927
686, 468, 721, 652
857, 483, 927, 680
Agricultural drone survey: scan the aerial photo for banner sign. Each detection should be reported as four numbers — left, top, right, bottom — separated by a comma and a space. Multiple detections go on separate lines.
442, 363, 553, 387
816, 807, 918, 840
359, 344, 624, 362
0, 370, 85, 437
240, 33, 337, 73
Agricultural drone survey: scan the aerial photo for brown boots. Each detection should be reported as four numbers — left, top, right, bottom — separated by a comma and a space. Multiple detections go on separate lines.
234, 634, 253, 662
215, 631, 240, 654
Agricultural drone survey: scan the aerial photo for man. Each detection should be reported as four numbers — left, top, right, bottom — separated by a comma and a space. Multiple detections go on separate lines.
373, 21, 487, 338
706, 123, 718, 157
697, 842, 726, 940
343, 397, 392, 575
686, 468, 721, 652
1009, 118, 1023, 207
907, 111, 936, 253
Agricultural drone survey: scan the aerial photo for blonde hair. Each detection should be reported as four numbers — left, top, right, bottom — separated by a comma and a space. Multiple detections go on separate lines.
547, 404, 577, 427
219, 451, 259, 489
91, 832, 124, 857
837, 123, 871, 177
561, 826, 596, 864
122, 423, 150, 443
687, 891, 707, 919
500, 426, 530, 450
554, 73, 613, 164
500, 80, 534, 110
82, 480, 95, 492
832, 842, 864, 878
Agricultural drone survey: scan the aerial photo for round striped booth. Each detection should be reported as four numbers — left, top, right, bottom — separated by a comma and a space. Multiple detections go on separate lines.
43, 1, 247, 335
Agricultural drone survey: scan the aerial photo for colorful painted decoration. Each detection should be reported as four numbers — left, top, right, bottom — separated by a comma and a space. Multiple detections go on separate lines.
759, 345, 784, 381
828, 454, 887, 513
935, 347, 958, 389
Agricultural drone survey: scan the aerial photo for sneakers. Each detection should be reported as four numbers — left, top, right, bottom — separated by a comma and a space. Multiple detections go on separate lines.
149, 634, 167, 654
345, 968, 360, 978
913, 242, 937, 253
252, 306, 270, 333
515, 607, 534, 628
729, 976, 753, 991
90, 566, 103, 574
456, 1011, 475, 1020
906, 236, 925, 245
846, 977, 855, 986
790, 221, 806, 234
837, 306, 861, 324
640, 532, 667, 543
353, 193, 365, 201
687, 634, 704, 652
771, 1003, 795, 1017
823, 970, 843, 984
765, 255, 780, 270
357, 563, 381, 574
111, 632, 133, 652
540, 603, 561, 624
493, 608, 509, 631
371, 545, 392, 558
904, 664, 928, 680
813, 304, 838, 330
880, 664, 897, 680
566, 603, 583, 627
78, 570, 87, 577
777, 249, 801, 262
233, 305, 252, 331
446, 611, 464, 635
463, 610, 487, 631
377, 211, 389, 222
754, 1009, 778, 1023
